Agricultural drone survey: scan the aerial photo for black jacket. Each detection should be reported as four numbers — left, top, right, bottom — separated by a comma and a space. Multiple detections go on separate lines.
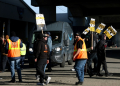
97, 34, 106, 60
35, 38, 50, 60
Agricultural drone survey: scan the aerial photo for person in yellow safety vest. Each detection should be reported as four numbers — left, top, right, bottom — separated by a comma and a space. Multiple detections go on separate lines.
73, 32, 88, 85
20, 39, 26, 70
5, 31, 23, 83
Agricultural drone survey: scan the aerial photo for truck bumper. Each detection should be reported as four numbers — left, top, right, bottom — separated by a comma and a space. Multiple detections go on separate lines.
51, 53, 63, 63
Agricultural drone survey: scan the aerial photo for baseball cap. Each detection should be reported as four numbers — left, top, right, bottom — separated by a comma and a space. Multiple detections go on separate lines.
43, 33, 48, 37
47, 32, 51, 35
75, 32, 81, 36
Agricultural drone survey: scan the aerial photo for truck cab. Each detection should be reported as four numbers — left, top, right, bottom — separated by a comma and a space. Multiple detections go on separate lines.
29, 22, 74, 67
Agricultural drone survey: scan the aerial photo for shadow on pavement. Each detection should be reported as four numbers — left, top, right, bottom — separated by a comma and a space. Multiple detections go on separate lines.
106, 50, 120, 59
85, 76, 120, 80
49, 82, 75, 85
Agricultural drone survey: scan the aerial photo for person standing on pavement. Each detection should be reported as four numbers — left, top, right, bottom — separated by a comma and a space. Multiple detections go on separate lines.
20, 39, 26, 70
34, 33, 51, 85
87, 33, 98, 77
96, 34, 112, 77
0, 35, 8, 73
33, 36, 40, 80
73, 32, 88, 85
46, 32, 52, 72
5, 31, 23, 82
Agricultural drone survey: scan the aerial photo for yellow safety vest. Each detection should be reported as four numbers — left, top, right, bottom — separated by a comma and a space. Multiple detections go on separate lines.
73, 38, 88, 61
20, 43, 26, 55
7, 39, 21, 57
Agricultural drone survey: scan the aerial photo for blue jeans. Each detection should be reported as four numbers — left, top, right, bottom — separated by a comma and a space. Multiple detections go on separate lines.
74, 59, 87, 82
9, 58, 22, 81
20, 56, 25, 68
44, 64, 47, 72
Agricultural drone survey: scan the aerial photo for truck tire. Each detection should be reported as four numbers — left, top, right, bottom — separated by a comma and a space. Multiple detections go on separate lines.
60, 56, 65, 67
68, 54, 73, 65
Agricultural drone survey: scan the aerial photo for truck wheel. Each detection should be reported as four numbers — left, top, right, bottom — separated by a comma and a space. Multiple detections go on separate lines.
68, 54, 73, 65
60, 56, 65, 67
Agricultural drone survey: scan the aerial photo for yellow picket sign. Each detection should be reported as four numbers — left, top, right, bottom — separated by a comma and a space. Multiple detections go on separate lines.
90, 27, 95, 32
107, 26, 117, 36
36, 17, 44, 20
90, 21, 95, 25
96, 23, 106, 34
104, 30, 112, 39
96, 29, 101, 34
99, 24, 105, 29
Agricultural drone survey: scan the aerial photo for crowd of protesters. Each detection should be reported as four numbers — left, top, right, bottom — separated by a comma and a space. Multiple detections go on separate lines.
0, 31, 113, 85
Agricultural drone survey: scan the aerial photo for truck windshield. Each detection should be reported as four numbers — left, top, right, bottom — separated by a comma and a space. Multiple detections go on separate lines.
32, 31, 62, 45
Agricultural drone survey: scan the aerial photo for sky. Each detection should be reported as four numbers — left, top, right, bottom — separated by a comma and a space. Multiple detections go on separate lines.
23, 0, 67, 13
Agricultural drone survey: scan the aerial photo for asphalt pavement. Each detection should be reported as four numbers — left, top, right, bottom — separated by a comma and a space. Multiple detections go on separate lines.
0, 47, 120, 86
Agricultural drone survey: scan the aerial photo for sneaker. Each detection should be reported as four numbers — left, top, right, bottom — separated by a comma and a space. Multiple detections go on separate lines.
9, 80, 16, 83
96, 73, 103, 76
75, 82, 83, 85
36, 75, 40, 80
37, 82, 45, 85
105, 73, 113, 77
70, 69, 75, 71
46, 77, 51, 85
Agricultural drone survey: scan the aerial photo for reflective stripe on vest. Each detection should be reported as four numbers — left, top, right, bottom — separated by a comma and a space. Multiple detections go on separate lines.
7, 39, 21, 57
73, 38, 88, 61
20, 43, 26, 55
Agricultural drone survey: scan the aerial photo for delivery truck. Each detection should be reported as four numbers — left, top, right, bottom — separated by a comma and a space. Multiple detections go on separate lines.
29, 22, 74, 67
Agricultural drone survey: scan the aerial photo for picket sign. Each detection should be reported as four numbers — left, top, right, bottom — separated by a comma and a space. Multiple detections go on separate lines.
36, 14, 45, 33
82, 27, 90, 35
104, 26, 117, 39
96, 23, 106, 34
36, 14, 45, 25
89, 18, 95, 32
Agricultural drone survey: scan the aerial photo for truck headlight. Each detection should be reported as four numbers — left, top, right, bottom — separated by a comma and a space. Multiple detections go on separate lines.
29, 48, 33, 52
55, 47, 62, 51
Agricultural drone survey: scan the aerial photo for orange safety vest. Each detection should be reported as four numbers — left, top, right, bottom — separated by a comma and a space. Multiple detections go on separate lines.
7, 39, 21, 58
73, 38, 88, 61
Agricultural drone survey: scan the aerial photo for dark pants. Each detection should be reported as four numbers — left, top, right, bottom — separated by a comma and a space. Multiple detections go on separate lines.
87, 53, 98, 74
1, 55, 8, 71
20, 56, 25, 68
37, 58, 48, 83
47, 51, 52, 70
97, 58, 108, 75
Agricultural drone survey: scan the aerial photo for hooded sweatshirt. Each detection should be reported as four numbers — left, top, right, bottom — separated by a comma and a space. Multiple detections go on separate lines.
5, 36, 23, 60
97, 34, 106, 60
35, 38, 50, 60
